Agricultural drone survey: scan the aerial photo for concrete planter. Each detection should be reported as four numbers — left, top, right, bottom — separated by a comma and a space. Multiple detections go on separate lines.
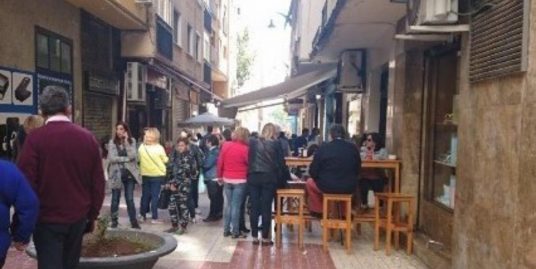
27, 229, 177, 269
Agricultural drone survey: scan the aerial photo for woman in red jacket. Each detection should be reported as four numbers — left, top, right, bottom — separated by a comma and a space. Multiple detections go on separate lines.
217, 127, 250, 238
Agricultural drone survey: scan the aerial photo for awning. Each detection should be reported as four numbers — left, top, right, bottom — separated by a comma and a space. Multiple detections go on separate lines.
148, 59, 222, 101
221, 64, 337, 108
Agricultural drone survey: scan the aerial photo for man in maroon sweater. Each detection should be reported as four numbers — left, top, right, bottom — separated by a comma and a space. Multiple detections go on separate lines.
18, 86, 105, 269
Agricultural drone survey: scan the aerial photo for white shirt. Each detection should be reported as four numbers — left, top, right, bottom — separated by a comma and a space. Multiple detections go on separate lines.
45, 115, 71, 124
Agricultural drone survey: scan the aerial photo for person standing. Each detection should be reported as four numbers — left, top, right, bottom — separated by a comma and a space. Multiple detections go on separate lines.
218, 127, 250, 238
138, 127, 168, 223
18, 86, 105, 269
203, 135, 223, 222
248, 123, 290, 245
165, 138, 199, 234
179, 130, 204, 222
13, 115, 44, 163
306, 125, 360, 214
295, 128, 309, 153
107, 122, 141, 229
0, 160, 39, 268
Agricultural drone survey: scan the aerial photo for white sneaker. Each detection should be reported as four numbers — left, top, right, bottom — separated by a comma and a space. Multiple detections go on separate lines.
151, 219, 164, 224
191, 217, 197, 224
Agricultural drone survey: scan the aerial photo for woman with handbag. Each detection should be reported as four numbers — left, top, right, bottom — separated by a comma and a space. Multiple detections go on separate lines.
248, 123, 290, 245
138, 127, 168, 224
107, 122, 141, 229
164, 138, 199, 234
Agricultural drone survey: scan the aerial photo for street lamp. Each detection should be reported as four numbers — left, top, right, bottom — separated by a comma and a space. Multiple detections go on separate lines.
268, 19, 276, 29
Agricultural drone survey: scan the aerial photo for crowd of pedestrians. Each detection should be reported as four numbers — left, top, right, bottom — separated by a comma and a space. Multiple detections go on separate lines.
0, 84, 394, 269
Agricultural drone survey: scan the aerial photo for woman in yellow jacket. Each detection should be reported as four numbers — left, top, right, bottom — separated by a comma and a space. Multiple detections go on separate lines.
138, 128, 168, 223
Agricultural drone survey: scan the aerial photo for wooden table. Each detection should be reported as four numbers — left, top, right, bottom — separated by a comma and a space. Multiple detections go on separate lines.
284, 157, 402, 193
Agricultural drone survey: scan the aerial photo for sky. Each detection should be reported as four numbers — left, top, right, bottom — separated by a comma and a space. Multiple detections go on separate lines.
233, 0, 291, 94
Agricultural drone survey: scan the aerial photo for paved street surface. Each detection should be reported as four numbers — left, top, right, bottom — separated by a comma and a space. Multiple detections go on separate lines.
4, 190, 427, 269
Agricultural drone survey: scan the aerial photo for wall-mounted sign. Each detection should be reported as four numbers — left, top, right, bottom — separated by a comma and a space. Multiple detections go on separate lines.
146, 68, 168, 90
88, 75, 119, 96
174, 80, 190, 101
338, 49, 366, 92
0, 66, 36, 114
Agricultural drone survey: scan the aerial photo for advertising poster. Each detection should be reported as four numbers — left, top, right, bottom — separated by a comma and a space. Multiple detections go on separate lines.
0, 69, 12, 105
0, 67, 35, 113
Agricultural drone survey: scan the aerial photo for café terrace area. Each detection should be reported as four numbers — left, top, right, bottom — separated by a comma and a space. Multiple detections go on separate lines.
6, 178, 428, 269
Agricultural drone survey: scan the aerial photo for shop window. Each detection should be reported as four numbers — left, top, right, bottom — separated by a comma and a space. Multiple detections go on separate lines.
35, 29, 72, 75
424, 48, 459, 211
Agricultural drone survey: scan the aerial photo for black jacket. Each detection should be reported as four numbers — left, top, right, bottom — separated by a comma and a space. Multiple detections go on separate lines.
248, 138, 290, 186
309, 139, 360, 194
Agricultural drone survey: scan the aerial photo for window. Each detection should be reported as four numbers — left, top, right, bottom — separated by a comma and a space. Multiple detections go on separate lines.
204, 32, 210, 61
156, 0, 172, 26
222, 5, 228, 35
187, 24, 194, 56
173, 11, 182, 47
35, 29, 72, 75
195, 33, 201, 61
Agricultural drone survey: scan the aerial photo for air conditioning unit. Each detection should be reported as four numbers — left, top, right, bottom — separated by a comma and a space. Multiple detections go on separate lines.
337, 50, 365, 93
125, 62, 147, 102
135, 0, 152, 5
408, 0, 458, 25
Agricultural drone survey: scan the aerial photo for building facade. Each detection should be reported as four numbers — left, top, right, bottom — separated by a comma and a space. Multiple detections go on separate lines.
288, 0, 536, 269
0, 0, 233, 157
0, 0, 147, 159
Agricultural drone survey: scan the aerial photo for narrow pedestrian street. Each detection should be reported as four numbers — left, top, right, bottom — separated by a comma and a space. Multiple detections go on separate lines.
5, 190, 427, 269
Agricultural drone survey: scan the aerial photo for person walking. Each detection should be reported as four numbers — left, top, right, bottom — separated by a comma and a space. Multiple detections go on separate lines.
248, 123, 290, 245
203, 134, 223, 222
138, 127, 168, 224
107, 122, 141, 229
18, 86, 105, 269
165, 138, 199, 234
0, 160, 39, 268
217, 127, 250, 238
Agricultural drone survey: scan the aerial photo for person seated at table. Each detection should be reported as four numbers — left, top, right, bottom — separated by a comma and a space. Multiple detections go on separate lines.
359, 132, 388, 208
306, 125, 361, 215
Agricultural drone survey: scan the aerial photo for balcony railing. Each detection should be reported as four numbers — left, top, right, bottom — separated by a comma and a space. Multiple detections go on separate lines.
312, 0, 346, 56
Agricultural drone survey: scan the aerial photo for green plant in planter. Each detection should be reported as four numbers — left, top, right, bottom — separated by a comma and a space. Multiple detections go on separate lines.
96, 215, 111, 241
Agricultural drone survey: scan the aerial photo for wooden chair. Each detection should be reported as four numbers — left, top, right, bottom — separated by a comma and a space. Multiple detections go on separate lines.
374, 193, 415, 255
321, 194, 352, 254
274, 189, 306, 249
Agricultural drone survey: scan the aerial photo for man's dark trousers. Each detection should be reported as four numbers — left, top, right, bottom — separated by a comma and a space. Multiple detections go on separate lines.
33, 218, 87, 269
206, 180, 223, 218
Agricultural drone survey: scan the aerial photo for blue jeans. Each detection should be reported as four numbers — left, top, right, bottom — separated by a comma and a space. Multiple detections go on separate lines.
140, 176, 164, 220
111, 178, 137, 224
223, 182, 246, 235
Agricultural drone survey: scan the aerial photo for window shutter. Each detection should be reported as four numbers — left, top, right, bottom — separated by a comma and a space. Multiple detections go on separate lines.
469, 0, 529, 83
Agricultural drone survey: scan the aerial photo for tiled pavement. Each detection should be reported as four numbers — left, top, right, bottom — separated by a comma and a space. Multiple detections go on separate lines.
4, 191, 428, 269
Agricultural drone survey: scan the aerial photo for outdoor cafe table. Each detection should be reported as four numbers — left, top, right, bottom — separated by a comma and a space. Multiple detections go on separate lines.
284, 157, 402, 193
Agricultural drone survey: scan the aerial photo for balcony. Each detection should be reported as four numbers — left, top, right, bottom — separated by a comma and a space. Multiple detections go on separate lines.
65, 0, 147, 30
311, 0, 406, 61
